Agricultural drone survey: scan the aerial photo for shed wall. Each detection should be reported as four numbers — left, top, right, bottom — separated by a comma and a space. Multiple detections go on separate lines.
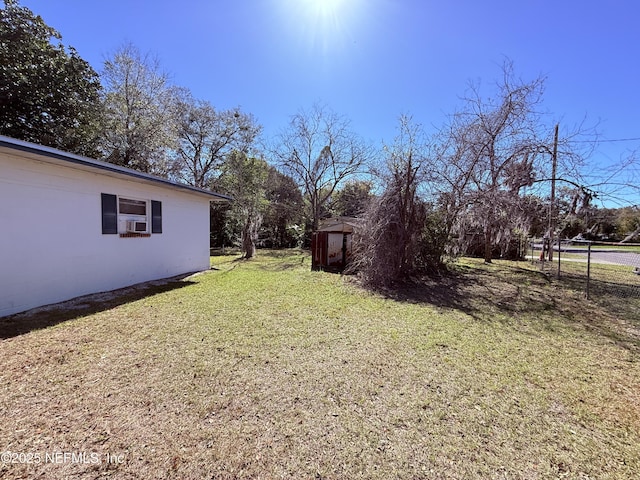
0, 151, 211, 317
311, 230, 352, 272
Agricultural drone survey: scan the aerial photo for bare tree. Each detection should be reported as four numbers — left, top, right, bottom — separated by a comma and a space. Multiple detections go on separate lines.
431, 62, 606, 262
273, 103, 373, 231
100, 43, 180, 175
174, 97, 261, 188
574, 149, 640, 209
433, 62, 551, 262
350, 115, 437, 286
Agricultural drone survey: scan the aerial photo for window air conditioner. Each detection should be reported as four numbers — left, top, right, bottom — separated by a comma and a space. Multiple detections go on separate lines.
126, 220, 147, 233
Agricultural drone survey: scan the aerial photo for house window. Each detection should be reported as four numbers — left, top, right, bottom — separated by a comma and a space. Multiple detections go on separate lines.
101, 193, 162, 236
118, 197, 149, 233
119, 198, 147, 216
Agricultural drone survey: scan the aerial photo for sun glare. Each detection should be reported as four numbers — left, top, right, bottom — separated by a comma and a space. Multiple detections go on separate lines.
278, 0, 367, 59
305, 0, 345, 17
287, 0, 355, 53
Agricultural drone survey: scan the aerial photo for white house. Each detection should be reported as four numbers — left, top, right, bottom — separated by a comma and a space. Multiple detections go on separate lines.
0, 135, 230, 317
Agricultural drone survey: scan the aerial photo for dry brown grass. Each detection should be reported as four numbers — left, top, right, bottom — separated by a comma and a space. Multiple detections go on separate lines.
0, 251, 638, 479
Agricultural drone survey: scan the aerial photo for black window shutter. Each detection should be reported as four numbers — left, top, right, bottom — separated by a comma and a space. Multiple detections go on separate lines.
151, 200, 162, 234
101, 193, 117, 234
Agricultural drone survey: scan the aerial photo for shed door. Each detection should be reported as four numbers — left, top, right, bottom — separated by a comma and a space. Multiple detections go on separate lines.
311, 231, 327, 270
326, 233, 344, 267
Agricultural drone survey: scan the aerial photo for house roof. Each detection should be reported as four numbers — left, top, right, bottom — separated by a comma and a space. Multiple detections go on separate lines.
0, 135, 232, 202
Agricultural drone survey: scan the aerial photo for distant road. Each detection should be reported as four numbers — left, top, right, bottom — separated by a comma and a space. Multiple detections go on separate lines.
577, 251, 640, 268
531, 245, 640, 268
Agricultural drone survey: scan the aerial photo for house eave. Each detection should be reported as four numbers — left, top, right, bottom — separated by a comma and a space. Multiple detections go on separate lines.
0, 135, 232, 202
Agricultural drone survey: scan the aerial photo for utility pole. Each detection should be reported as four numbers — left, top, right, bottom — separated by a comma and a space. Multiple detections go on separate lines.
548, 123, 559, 262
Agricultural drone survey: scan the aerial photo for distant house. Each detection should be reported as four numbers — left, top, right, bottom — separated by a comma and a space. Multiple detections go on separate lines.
0, 136, 230, 317
311, 217, 359, 272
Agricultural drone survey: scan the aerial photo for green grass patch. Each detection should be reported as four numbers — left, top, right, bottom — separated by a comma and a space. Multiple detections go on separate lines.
539, 257, 640, 334
1, 250, 639, 479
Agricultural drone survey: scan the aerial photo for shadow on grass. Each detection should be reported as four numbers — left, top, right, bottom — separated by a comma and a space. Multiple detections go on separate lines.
210, 247, 242, 257
0, 275, 197, 340
560, 272, 640, 301
211, 249, 308, 272
253, 249, 309, 272
257, 256, 308, 272
558, 271, 640, 325
376, 264, 554, 319
371, 261, 640, 354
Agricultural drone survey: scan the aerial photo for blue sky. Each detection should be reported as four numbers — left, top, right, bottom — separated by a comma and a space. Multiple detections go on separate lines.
19, 0, 640, 205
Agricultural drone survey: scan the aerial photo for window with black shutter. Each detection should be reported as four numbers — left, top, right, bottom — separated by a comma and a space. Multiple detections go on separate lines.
101, 194, 162, 236
151, 200, 162, 234
101, 193, 118, 234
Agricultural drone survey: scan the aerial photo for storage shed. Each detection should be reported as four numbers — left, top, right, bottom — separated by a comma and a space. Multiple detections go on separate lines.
311, 217, 359, 272
0, 136, 230, 317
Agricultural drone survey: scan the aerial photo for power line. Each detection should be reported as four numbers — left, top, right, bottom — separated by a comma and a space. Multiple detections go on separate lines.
569, 137, 640, 144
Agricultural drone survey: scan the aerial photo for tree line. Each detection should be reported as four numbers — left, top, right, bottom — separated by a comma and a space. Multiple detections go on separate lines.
2, 0, 639, 282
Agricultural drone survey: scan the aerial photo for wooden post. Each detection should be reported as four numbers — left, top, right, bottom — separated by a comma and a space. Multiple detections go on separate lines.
557, 237, 561, 279
548, 123, 559, 262
586, 242, 591, 299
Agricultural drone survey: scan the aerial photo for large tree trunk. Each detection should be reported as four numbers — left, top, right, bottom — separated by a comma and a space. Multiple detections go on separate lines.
242, 210, 263, 259
243, 235, 256, 259
312, 190, 320, 232
484, 225, 493, 263
242, 217, 256, 259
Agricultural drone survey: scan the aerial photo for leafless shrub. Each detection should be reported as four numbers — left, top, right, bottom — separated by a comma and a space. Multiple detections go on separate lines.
349, 116, 446, 287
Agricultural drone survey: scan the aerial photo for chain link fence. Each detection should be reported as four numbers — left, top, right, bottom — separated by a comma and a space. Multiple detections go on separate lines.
528, 239, 640, 300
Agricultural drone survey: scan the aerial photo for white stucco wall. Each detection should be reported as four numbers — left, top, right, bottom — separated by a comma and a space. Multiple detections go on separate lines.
0, 148, 213, 317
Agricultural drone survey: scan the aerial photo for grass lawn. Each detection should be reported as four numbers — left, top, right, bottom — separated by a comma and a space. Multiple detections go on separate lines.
1, 250, 639, 479
535, 255, 640, 320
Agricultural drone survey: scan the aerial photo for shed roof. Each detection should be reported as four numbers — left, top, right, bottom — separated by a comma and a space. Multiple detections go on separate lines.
0, 135, 232, 202
317, 216, 361, 233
